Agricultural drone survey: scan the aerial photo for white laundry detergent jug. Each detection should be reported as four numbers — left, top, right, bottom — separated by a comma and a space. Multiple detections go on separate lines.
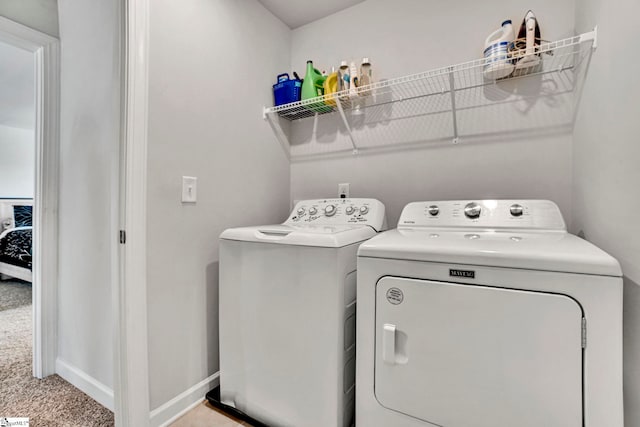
483, 20, 515, 80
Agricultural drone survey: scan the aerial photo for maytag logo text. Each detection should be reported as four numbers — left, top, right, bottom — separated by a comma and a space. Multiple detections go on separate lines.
450, 269, 475, 279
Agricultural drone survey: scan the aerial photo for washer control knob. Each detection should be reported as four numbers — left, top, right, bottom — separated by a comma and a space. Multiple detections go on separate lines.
464, 202, 482, 219
345, 206, 355, 215
427, 205, 439, 216
308, 207, 318, 216
510, 204, 524, 217
324, 204, 337, 217
359, 205, 369, 215
297, 207, 306, 216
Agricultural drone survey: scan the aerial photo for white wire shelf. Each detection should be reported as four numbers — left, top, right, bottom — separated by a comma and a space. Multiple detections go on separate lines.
264, 29, 597, 161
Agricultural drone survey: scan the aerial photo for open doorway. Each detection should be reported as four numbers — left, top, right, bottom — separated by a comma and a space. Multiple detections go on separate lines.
0, 38, 38, 416
0, 14, 58, 381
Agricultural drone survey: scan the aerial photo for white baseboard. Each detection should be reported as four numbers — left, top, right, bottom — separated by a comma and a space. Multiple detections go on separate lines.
150, 372, 220, 427
55, 357, 114, 411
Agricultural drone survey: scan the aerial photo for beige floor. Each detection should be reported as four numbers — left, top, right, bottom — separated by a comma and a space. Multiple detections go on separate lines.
170, 401, 254, 427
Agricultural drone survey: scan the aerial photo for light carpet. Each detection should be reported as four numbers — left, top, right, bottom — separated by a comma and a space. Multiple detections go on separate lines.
0, 280, 114, 426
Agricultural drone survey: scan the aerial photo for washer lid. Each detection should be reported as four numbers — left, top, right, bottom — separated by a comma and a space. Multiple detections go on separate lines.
220, 198, 386, 248
220, 224, 377, 248
358, 229, 622, 277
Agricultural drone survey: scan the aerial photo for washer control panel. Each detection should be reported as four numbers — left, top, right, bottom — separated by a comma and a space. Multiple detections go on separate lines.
398, 200, 566, 230
285, 198, 387, 231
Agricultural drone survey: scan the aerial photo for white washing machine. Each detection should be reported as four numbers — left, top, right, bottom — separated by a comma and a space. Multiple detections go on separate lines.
219, 198, 386, 427
356, 200, 623, 427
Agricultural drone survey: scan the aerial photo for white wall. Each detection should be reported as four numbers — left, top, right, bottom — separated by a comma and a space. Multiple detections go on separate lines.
0, 0, 59, 37
0, 125, 34, 198
146, 0, 290, 417
0, 41, 36, 130
56, 0, 120, 410
573, 0, 640, 424
290, 0, 576, 225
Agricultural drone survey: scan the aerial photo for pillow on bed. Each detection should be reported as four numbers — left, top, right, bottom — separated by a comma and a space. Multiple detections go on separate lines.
13, 205, 32, 227
1, 217, 13, 231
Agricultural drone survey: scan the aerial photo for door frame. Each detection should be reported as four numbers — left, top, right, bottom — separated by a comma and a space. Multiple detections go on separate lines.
114, 0, 151, 424
0, 16, 60, 379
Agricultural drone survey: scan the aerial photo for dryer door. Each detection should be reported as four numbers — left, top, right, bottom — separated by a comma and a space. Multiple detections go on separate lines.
375, 277, 583, 427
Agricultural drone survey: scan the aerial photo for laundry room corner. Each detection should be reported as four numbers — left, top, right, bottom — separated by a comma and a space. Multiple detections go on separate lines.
134, 0, 640, 425
143, 0, 291, 424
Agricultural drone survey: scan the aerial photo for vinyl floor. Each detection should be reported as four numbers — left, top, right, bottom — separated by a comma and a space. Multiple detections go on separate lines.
169, 401, 255, 427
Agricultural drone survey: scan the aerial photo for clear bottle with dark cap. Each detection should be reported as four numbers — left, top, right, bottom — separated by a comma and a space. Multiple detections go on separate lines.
359, 57, 373, 96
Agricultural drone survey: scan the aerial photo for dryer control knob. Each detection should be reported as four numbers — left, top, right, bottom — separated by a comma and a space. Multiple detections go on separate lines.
428, 205, 439, 216
510, 204, 524, 217
297, 207, 306, 216
309, 207, 318, 216
464, 202, 482, 219
345, 206, 355, 215
324, 204, 337, 217
359, 205, 369, 215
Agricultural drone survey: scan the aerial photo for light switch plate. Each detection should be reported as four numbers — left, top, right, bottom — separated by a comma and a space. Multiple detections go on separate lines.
182, 176, 197, 203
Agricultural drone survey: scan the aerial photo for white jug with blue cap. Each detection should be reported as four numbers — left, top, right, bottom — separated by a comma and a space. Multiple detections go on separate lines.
483, 20, 515, 80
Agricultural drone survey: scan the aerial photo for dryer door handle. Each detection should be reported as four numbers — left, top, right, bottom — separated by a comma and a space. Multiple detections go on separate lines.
382, 323, 396, 364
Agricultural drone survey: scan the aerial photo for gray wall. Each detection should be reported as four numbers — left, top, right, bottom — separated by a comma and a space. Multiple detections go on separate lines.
0, 0, 59, 37
289, 0, 576, 226
146, 0, 291, 411
56, 0, 121, 408
573, 0, 640, 424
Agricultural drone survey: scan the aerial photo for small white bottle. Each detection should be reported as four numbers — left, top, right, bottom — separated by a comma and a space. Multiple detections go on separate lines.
349, 61, 359, 99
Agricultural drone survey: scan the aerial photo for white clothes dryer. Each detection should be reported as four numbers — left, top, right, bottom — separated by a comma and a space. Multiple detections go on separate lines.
356, 200, 622, 427
219, 198, 386, 427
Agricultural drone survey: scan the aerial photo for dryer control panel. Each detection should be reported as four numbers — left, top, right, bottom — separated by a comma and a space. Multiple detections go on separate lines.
398, 200, 566, 230
286, 198, 387, 231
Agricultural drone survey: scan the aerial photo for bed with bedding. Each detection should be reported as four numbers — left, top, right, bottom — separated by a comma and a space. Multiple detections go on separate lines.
0, 202, 33, 282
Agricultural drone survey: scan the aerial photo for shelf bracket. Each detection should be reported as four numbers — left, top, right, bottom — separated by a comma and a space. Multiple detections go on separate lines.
264, 109, 291, 161
448, 67, 460, 144
578, 26, 598, 50
335, 97, 359, 154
